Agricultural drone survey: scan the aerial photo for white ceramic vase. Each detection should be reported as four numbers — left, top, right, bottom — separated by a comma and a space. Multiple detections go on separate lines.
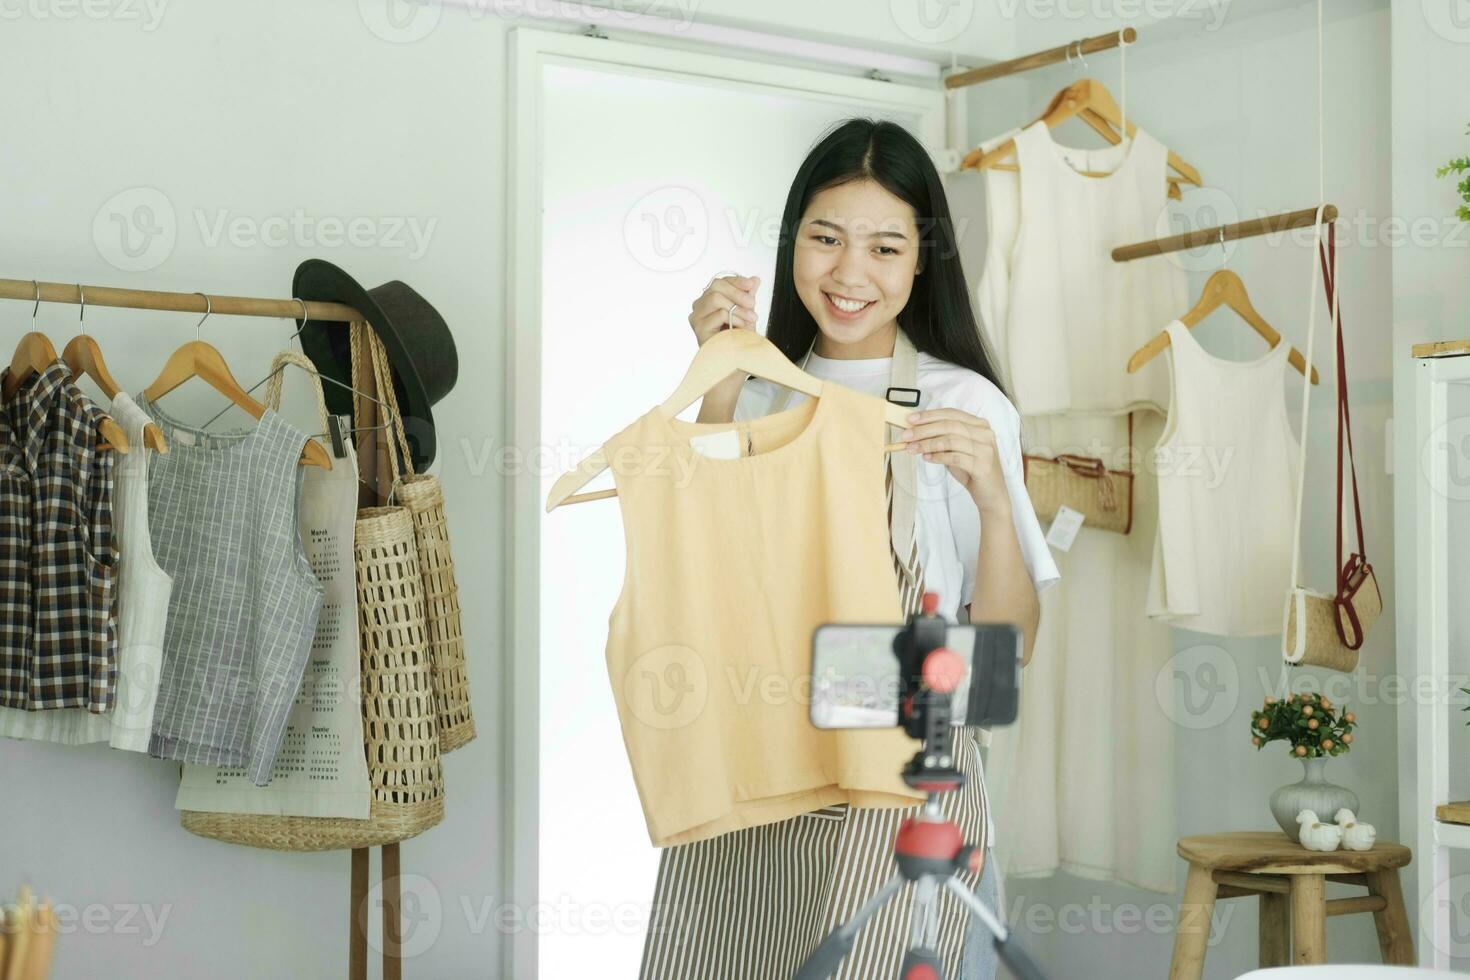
1270, 757, 1359, 842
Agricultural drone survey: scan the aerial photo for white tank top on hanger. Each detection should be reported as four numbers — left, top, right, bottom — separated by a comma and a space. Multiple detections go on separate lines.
1146, 321, 1300, 636
995, 121, 1187, 418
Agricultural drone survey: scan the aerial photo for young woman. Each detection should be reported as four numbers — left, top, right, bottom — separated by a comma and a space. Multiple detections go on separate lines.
642, 118, 1059, 980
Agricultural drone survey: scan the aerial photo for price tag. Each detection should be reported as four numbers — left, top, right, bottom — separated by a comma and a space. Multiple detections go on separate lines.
327, 415, 350, 459
689, 429, 742, 459
1045, 505, 1085, 552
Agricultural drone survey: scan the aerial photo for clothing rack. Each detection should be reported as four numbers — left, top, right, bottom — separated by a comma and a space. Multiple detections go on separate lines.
0, 273, 402, 980
0, 277, 362, 322
1110, 205, 1339, 262
944, 27, 1137, 89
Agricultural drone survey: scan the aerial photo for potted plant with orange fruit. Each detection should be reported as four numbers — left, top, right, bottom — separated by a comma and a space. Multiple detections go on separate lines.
1249, 691, 1359, 842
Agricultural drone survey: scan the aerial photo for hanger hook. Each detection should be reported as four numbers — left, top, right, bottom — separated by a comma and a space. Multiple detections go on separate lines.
194, 292, 212, 341
77, 284, 86, 333
1075, 39, 1089, 73
288, 298, 309, 347
1065, 41, 1074, 70
31, 280, 40, 321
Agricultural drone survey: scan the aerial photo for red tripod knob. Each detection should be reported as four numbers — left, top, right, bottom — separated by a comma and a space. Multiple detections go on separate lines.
922, 646, 965, 694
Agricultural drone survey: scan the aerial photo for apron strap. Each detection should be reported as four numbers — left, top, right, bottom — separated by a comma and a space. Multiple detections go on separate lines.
886, 329, 921, 575
766, 330, 922, 591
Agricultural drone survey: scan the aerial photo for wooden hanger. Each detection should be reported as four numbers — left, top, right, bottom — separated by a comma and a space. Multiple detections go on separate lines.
1127, 269, 1320, 383
545, 328, 913, 511
4, 331, 130, 452
63, 335, 168, 453
143, 340, 331, 469
4, 331, 57, 401
962, 79, 1201, 199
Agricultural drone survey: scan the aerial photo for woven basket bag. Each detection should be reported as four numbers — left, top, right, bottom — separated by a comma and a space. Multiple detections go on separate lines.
360, 325, 475, 753
180, 343, 445, 851
1022, 414, 1135, 535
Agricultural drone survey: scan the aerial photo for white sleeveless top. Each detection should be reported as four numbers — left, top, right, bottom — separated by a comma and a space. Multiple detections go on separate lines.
987, 121, 1186, 418
0, 393, 173, 748
1146, 322, 1300, 635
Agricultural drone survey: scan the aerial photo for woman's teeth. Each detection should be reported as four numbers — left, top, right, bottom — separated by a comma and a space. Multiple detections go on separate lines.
827, 294, 872, 313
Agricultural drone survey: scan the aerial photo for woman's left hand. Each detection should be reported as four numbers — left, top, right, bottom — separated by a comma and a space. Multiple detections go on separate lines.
901, 408, 1011, 517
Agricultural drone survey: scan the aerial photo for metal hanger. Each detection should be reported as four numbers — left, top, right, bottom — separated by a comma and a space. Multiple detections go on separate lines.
62, 284, 167, 452
142, 293, 332, 469
199, 303, 396, 435
4, 282, 131, 451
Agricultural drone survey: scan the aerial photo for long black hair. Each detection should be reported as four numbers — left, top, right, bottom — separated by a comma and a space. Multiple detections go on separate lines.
766, 117, 1008, 397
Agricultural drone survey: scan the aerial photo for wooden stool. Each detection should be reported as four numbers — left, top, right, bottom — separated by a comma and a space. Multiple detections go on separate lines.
1168, 832, 1414, 978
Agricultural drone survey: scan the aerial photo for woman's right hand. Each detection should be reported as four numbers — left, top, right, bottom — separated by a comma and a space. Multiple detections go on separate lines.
688, 273, 760, 347
689, 273, 760, 423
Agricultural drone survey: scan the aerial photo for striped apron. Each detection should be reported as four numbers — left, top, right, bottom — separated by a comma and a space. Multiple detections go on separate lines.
638, 331, 989, 980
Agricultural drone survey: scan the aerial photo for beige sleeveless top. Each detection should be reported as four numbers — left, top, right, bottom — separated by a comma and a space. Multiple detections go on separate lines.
604, 379, 926, 847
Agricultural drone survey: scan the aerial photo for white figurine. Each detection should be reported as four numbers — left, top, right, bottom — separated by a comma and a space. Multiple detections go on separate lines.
1334, 808, 1377, 851
1296, 809, 1343, 851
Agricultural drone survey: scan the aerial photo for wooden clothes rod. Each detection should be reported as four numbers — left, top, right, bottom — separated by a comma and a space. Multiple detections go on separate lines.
1111, 205, 1339, 262
945, 27, 1137, 89
0, 277, 363, 323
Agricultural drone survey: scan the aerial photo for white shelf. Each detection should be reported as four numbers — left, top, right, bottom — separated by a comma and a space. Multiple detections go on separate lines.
1434, 819, 1470, 851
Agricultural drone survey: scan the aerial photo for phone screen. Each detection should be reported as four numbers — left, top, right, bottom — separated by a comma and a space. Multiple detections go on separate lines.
809, 623, 1021, 730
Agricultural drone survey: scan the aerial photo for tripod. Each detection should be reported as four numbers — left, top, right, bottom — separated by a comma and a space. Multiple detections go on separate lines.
795, 598, 1045, 980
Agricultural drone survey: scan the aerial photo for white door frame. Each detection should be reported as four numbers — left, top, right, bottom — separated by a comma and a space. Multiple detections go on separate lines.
1409, 352, 1470, 968
504, 27, 944, 978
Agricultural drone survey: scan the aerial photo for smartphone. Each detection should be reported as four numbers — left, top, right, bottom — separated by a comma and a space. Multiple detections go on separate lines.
809, 623, 1022, 730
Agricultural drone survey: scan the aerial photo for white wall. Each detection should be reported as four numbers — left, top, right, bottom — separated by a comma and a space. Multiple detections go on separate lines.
0, 6, 510, 978
959, 2, 1396, 976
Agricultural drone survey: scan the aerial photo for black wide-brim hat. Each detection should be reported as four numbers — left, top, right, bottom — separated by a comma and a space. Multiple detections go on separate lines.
292, 259, 457, 472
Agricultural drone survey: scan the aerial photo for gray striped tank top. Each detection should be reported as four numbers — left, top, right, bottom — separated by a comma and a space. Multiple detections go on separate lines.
137, 395, 324, 786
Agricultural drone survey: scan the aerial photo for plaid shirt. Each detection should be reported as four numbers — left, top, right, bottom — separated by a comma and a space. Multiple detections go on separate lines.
0, 359, 118, 712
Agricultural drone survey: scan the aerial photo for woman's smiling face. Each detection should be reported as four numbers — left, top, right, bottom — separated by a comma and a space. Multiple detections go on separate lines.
792, 177, 920, 356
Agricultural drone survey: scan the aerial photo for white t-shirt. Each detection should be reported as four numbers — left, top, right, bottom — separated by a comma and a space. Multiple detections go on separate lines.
734, 348, 1061, 624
